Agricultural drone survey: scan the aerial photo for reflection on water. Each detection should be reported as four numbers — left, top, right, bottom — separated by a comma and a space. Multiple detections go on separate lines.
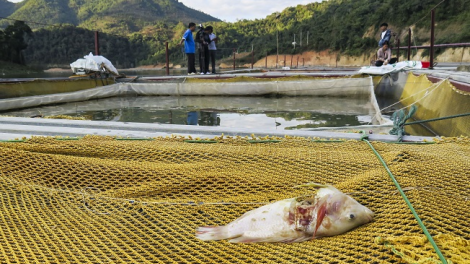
187, 112, 221, 126
2, 96, 378, 131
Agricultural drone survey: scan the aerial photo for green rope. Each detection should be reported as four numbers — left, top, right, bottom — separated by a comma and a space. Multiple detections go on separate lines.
311, 140, 345, 143
389, 105, 417, 142
184, 140, 218, 144
404, 112, 470, 126
115, 138, 155, 141
247, 140, 282, 144
361, 131, 448, 264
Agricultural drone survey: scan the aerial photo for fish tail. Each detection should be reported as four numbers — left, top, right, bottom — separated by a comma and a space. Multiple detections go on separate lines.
196, 226, 230, 241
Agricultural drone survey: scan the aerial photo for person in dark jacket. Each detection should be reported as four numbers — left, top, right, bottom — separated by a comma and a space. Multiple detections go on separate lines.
196, 25, 212, 75
378, 23, 391, 47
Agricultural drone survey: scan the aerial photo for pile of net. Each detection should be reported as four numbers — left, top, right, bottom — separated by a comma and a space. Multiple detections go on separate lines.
0, 136, 468, 263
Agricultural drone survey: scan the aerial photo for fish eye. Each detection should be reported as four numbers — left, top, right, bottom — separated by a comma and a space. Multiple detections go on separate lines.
349, 214, 355, 220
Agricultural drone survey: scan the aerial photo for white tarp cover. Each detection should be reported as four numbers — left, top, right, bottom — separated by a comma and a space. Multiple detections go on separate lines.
70, 53, 119, 75
358, 61, 423, 75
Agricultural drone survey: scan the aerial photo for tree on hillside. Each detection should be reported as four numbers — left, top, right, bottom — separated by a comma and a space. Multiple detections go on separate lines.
9, 0, 470, 67
0, 21, 32, 64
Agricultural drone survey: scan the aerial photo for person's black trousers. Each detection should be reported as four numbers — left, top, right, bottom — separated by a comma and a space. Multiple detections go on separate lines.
209, 50, 216, 73
375, 58, 398, 67
204, 48, 210, 74
199, 47, 210, 73
187, 53, 196, 74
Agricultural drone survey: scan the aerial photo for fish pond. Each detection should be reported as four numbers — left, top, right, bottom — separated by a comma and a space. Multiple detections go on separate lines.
3, 96, 382, 131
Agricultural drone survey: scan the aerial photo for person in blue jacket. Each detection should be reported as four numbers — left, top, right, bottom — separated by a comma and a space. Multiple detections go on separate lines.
179, 22, 197, 75
378, 23, 391, 47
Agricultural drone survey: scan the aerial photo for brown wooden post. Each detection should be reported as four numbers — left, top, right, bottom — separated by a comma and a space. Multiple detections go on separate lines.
296, 56, 299, 68
94, 31, 100, 55
290, 55, 293, 68
397, 39, 400, 62
251, 50, 254, 69
165, 42, 170, 76
276, 54, 279, 69
265, 52, 268, 68
408, 28, 412, 61
233, 48, 236, 70
430, 9, 435, 69
284, 54, 286, 67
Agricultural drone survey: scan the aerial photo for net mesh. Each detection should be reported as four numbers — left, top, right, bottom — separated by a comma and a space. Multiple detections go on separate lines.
401, 73, 470, 137
0, 136, 468, 264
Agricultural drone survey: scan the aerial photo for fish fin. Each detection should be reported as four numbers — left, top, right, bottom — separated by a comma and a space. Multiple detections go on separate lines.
228, 232, 312, 243
294, 182, 329, 189
280, 236, 313, 243
314, 202, 327, 237
196, 226, 231, 241
228, 235, 260, 243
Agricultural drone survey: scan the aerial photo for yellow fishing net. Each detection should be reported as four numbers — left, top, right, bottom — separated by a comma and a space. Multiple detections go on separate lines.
375, 234, 470, 264
400, 73, 470, 137
0, 136, 468, 263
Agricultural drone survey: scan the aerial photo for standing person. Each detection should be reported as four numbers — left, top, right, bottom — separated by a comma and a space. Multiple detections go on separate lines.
375, 41, 397, 66
378, 23, 391, 47
206, 26, 218, 74
179, 22, 197, 75
196, 24, 211, 74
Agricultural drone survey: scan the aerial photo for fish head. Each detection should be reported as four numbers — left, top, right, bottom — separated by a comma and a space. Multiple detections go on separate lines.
322, 193, 374, 236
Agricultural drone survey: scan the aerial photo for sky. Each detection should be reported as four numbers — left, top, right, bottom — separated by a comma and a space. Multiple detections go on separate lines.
7, 0, 322, 22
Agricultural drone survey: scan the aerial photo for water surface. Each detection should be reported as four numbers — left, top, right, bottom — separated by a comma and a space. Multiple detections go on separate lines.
3, 96, 378, 131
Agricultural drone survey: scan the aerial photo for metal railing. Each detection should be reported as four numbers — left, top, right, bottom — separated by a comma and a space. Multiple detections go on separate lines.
393, 9, 470, 69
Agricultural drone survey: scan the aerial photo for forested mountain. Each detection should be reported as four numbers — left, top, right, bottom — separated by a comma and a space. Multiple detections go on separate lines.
22, 25, 162, 68
0, 0, 16, 17
203, 0, 470, 60
3, 0, 470, 68
1, 0, 219, 34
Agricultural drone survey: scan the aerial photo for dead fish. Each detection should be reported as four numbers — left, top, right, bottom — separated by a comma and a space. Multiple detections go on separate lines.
196, 183, 373, 243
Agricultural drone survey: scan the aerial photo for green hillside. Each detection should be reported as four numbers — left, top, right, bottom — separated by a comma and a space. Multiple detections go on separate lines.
22, 25, 158, 68
201, 0, 470, 60
4, 0, 470, 68
8, 0, 79, 25
2, 0, 219, 34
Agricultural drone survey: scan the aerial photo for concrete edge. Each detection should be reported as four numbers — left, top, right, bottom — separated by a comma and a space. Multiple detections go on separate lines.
0, 117, 436, 142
